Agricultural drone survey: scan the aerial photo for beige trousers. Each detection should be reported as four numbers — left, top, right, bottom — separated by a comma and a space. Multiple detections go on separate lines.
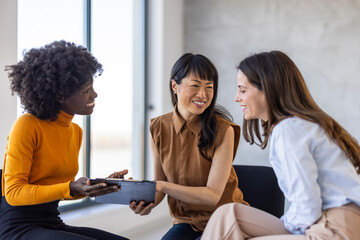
201, 202, 360, 240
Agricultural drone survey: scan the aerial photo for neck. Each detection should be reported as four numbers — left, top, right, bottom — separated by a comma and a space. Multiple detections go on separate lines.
55, 110, 74, 127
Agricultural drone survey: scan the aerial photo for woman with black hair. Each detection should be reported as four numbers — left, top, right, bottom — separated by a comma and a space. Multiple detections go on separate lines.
0, 40, 129, 240
130, 53, 247, 240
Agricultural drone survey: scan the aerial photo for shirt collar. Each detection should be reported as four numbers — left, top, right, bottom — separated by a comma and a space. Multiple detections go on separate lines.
54, 110, 74, 127
173, 105, 202, 135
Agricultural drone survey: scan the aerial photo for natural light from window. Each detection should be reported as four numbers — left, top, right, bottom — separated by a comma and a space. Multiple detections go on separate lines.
17, 0, 136, 206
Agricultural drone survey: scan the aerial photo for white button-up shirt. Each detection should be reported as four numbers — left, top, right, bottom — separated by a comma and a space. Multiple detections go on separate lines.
269, 116, 360, 234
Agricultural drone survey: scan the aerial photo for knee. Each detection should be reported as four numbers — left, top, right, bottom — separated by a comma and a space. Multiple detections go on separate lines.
213, 203, 243, 218
220, 202, 244, 211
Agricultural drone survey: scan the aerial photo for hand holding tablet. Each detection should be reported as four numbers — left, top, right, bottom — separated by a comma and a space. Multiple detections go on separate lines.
90, 178, 156, 205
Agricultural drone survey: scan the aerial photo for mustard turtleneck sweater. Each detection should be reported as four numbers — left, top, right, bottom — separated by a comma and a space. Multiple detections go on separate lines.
2, 111, 83, 206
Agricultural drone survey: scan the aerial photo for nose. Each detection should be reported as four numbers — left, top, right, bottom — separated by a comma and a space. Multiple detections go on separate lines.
196, 87, 206, 98
234, 90, 240, 102
92, 88, 98, 99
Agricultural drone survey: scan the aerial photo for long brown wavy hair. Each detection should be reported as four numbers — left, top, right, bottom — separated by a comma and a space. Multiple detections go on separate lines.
237, 50, 360, 173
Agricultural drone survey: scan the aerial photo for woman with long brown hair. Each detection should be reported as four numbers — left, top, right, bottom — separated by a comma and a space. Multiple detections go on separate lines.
201, 50, 360, 239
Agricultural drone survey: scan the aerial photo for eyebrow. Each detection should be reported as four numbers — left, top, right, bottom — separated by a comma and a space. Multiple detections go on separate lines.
238, 85, 247, 88
81, 82, 93, 90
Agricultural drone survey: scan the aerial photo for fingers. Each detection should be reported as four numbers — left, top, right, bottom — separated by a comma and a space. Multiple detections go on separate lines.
129, 201, 155, 216
108, 169, 129, 179
141, 203, 155, 215
88, 185, 119, 197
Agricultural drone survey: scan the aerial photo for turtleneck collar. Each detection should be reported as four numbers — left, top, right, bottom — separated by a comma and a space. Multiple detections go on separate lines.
54, 110, 74, 127
173, 105, 201, 135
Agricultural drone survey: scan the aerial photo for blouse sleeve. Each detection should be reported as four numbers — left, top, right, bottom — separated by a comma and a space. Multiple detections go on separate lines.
149, 116, 160, 147
270, 119, 322, 234
214, 118, 240, 160
4, 115, 74, 206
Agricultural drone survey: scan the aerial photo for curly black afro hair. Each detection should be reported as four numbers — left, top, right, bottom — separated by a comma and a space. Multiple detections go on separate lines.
5, 40, 103, 120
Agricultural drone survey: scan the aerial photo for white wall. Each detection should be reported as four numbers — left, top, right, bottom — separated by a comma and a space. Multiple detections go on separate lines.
184, 0, 360, 166
0, 0, 18, 167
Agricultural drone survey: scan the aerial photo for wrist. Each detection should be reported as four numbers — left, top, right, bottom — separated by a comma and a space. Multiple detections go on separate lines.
69, 181, 75, 197
156, 181, 165, 192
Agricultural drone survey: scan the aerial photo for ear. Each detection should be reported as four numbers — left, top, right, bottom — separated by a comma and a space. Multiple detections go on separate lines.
56, 96, 65, 104
171, 79, 178, 94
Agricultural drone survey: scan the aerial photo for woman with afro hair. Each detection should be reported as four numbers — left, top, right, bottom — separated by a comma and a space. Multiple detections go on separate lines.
0, 40, 129, 240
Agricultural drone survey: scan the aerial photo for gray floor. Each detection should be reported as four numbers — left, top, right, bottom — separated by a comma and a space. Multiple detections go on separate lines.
61, 201, 173, 240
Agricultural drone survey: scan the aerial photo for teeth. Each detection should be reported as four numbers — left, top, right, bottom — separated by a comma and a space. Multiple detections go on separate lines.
193, 101, 205, 105
87, 102, 95, 107
241, 106, 246, 109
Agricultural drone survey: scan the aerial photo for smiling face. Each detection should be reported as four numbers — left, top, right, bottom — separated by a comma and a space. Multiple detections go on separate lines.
59, 81, 97, 116
234, 70, 268, 121
172, 73, 214, 121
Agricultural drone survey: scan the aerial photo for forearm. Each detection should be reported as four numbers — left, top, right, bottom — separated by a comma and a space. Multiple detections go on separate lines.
157, 181, 220, 206
5, 180, 73, 206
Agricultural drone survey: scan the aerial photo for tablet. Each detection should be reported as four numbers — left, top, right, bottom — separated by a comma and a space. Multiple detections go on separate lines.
91, 178, 156, 205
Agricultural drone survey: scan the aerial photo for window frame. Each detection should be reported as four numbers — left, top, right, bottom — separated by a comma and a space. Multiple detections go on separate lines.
59, 0, 147, 212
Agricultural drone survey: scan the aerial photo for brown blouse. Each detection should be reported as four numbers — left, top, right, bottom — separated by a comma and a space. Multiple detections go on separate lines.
150, 107, 248, 231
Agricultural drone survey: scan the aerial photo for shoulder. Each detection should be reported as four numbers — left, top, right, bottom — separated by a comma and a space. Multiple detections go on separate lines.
149, 111, 174, 138
150, 112, 173, 128
271, 117, 325, 149
216, 116, 240, 134
16, 113, 39, 124
216, 115, 237, 127
8, 114, 42, 145
215, 115, 240, 147
11, 113, 40, 132
273, 117, 318, 136
70, 122, 83, 134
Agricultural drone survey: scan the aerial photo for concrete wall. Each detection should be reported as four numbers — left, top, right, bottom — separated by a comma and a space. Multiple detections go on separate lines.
184, 0, 360, 166
0, 0, 18, 167
145, 0, 184, 179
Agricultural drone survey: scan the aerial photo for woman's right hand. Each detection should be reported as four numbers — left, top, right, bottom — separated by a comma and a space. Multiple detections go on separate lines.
69, 177, 118, 197
129, 201, 156, 216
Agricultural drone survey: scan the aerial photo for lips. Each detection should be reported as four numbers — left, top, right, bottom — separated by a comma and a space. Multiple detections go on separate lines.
241, 105, 247, 113
192, 100, 206, 108
86, 102, 95, 108
193, 100, 205, 105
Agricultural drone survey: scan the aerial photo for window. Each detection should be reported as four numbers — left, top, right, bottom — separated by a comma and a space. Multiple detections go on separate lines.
90, 0, 135, 179
18, 0, 85, 206
17, 0, 145, 208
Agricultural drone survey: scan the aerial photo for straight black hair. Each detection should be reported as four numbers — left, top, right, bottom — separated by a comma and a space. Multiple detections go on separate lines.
170, 53, 233, 151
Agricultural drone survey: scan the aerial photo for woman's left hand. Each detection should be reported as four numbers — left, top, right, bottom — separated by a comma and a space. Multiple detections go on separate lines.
69, 177, 118, 197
